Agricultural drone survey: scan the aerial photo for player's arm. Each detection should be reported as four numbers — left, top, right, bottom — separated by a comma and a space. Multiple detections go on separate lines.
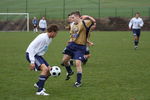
139, 19, 144, 27
81, 15, 96, 23
87, 39, 94, 46
129, 18, 133, 29
28, 50, 36, 70
45, 20, 47, 28
64, 24, 71, 30
81, 15, 96, 30
28, 37, 45, 70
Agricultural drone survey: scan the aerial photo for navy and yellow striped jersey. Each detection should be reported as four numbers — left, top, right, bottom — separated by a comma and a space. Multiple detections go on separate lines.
69, 20, 93, 45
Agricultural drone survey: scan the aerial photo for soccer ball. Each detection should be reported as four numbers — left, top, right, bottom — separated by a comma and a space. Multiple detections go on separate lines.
50, 66, 61, 77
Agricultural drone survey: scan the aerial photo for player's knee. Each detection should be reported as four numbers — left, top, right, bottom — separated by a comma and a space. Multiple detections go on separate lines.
61, 59, 69, 66
44, 67, 49, 72
61, 61, 68, 66
40, 64, 49, 72
75, 60, 82, 67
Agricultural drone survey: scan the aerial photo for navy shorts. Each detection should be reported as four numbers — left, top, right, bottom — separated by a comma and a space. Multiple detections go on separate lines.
132, 29, 141, 37
63, 42, 86, 62
26, 52, 49, 71
40, 28, 46, 31
33, 24, 38, 28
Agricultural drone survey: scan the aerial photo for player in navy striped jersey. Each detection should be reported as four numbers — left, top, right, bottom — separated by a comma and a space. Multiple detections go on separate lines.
65, 11, 96, 66
61, 11, 95, 87
26, 25, 59, 96
129, 12, 144, 49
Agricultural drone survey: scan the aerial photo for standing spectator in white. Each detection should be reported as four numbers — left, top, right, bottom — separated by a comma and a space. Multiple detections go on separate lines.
32, 17, 38, 33
39, 16, 47, 32
129, 12, 144, 50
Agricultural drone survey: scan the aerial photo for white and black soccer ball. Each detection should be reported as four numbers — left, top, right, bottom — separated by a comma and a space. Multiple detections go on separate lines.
50, 66, 61, 77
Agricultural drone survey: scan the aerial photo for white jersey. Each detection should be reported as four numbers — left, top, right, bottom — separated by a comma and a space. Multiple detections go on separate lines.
39, 19, 47, 28
26, 33, 52, 63
129, 17, 144, 29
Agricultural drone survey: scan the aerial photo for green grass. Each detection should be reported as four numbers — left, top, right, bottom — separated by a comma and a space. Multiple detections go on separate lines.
0, 0, 150, 19
0, 31, 150, 100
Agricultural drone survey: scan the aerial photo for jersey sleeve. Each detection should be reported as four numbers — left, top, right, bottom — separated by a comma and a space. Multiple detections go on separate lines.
45, 20, 47, 28
129, 18, 133, 28
27, 36, 45, 64
139, 19, 144, 27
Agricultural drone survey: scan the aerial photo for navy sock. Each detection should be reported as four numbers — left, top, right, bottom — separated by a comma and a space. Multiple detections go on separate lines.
36, 76, 49, 85
37, 75, 47, 92
65, 65, 72, 73
77, 72, 82, 83
134, 40, 139, 46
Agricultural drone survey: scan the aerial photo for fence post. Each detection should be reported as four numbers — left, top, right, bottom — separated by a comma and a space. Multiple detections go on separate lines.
80, 8, 83, 14
7, 8, 8, 21
26, 0, 28, 13
115, 8, 117, 17
98, 0, 100, 18
45, 8, 47, 18
131, 8, 134, 17
63, 0, 66, 20
149, 8, 150, 19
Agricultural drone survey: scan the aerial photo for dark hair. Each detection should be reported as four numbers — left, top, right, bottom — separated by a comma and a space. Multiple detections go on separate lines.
68, 13, 71, 17
135, 12, 140, 15
47, 24, 59, 33
70, 10, 81, 17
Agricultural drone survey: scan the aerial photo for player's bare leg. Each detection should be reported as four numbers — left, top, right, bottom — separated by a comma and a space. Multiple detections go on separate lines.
35, 64, 50, 96
74, 60, 82, 87
61, 54, 74, 80
134, 35, 139, 50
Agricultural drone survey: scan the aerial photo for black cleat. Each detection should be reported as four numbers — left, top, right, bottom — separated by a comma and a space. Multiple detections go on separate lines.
65, 71, 74, 80
74, 82, 82, 87
60, 63, 65, 66
134, 46, 138, 50
70, 60, 74, 66
83, 59, 88, 65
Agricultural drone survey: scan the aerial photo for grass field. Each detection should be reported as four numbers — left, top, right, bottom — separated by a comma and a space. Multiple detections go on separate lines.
0, 31, 150, 100
0, 0, 150, 18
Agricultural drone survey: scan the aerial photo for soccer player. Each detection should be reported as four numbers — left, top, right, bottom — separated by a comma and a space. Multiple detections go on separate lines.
129, 12, 144, 49
25, 24, 59, 96
61, 11, 95, 87
32, 17, 38, 33
66, 12, 96, 65
39, 16, 47, 32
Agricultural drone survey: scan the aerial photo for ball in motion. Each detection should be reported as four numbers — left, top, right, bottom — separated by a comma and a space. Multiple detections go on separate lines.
50, 66, 61, 77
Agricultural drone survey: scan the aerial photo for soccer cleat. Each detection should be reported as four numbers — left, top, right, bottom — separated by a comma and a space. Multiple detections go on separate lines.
134, 46, 138, 50
34, 83, 46, 92
69, 60, 74, 66
83, 58, 88, 65
36, 90, 49, 96
65, 71, 74, 80
74, 82, 82, 87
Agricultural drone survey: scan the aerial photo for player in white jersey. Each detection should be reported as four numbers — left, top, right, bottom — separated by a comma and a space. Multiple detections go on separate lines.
39, 16, 47, 32
129, 12, 144, 49
26, 25, 59, 96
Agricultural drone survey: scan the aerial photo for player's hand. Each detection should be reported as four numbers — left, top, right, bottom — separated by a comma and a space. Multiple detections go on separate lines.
91, 23, 96, 30
29, 63, 35, 70
138, 24, 141, 27
129, 27, 131, 30
88, 41, 94, 46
